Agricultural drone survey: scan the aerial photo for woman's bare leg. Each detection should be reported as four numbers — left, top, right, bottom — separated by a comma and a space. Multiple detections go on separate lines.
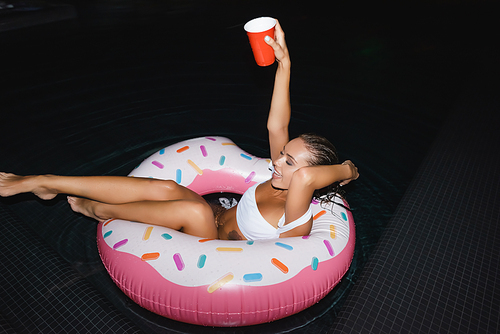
2, 172, 218, 238
0, 172, 201, 204
68, 196, 218, 239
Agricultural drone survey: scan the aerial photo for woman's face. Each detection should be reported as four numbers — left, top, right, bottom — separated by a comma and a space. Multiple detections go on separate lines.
271, 138, 312, 190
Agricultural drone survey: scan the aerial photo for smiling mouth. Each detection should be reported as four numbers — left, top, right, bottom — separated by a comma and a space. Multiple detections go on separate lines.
272, 170, 282, 179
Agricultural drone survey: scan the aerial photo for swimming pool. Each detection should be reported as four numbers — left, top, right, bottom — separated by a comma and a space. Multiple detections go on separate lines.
0, 0, 482, 332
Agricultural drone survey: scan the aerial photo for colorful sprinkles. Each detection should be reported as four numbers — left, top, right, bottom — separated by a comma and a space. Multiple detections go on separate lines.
271, 258, 289, 274
313, 210, 326, 220
113, 239, 128, 249
152, 161, 164, 169
173, 253, 185, 271
198, 238, 214, 243
200, 145, 208, 157
208, 273, 234, 293
324, 239, 334, 256
187, 159, 203, 175
330, 225, 336, 239
141, 252, 160, 261
216, 247, 243, 252
143, 226, 153, 241
176, 146, 189, 153
245, 171, 256, 183
243, 273, 263, 282
240, 153, 252, 160
197, 254, 207, 268
103, 219, 115, 226
311, 257, 319, 270
275, 242, 293, 251
176, 169, 182, 184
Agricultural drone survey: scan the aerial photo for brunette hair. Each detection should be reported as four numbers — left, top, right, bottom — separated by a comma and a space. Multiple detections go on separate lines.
298, 133, 345, 202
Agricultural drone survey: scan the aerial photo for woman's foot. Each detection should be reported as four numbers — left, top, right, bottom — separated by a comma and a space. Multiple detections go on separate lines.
0, 172, 58, 200
67, 196, 107, 222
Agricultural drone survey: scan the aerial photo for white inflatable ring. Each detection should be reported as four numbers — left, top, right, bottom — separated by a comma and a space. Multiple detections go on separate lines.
97, 136, 355, 327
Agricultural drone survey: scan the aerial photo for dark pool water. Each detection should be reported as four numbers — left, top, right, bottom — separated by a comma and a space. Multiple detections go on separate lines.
0, 0, 479, 332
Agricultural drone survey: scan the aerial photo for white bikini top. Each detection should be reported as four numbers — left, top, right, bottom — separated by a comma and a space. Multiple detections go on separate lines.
236, 182, 313, 240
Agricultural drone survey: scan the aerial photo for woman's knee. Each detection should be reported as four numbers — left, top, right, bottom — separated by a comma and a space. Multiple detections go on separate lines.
181, 201, 217, 238
159, 179, 179, 194
146, 179, 182, 200
186, 200, 213, 222
153, 179, 202, 201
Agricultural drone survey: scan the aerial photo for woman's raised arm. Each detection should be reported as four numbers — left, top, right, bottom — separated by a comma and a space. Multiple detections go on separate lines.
265, 21, 292, 162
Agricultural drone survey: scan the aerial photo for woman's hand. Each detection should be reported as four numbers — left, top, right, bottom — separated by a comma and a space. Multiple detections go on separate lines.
339, 160, 359, 186
264, 20, 290, 66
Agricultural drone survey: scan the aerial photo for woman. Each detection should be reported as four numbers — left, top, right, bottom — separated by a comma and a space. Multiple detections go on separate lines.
0, 21, 358, 241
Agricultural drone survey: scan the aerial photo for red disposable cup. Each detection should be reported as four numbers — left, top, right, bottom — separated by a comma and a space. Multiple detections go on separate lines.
244, 17, 277, 66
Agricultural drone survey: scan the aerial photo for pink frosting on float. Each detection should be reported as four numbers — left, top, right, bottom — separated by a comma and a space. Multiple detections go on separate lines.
186, 168, 259, 195
97, 217, 355, 327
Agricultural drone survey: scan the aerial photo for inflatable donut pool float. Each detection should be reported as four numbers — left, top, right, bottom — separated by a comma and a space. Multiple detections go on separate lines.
96, 136, 355, 327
